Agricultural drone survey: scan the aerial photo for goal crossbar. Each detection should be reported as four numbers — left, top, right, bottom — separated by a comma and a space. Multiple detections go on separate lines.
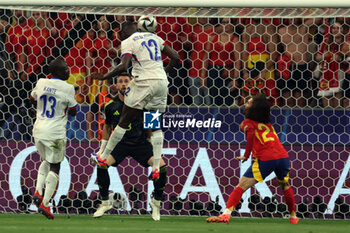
0, 6, 350, 18
0, 0, 350, 8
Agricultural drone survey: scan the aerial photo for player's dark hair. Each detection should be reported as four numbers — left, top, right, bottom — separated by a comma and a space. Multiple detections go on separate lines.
107, 72, 132, 84
117, 72, 132, 80
121, 20, 135, 29
246, 93, 271, 124
120, 21, 137, 40
49, 57, 69, 79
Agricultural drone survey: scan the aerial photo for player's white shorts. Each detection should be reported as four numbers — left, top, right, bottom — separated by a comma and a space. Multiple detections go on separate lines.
124, 79, 169, 113
34, 138, 66, 164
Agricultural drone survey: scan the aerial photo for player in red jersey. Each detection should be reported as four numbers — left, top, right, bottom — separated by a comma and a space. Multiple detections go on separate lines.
206, 94, 298, 224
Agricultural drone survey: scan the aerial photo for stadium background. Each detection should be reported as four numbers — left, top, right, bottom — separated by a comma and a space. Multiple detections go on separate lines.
0, 5, 349, 220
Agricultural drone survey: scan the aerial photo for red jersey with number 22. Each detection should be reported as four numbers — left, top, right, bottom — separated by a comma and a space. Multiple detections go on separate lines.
240, 118, 289, 161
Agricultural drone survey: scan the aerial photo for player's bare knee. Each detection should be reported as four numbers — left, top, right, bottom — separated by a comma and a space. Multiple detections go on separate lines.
237, 183, 249, 192
238, 177, 257, 191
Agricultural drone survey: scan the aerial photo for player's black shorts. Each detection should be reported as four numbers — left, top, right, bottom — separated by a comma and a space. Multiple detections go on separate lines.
110, 141, 153, 168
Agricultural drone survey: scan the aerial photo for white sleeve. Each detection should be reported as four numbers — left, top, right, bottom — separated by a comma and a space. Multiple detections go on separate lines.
30, 79, 40, 100
67, 85, 78, 109
157, 35, 166, 51
121, 39, 133, 57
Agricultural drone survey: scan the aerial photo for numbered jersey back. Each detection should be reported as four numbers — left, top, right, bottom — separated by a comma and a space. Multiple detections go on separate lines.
240, 118, 289, 161
121, 32, 167, 80
30, 78, 77, 140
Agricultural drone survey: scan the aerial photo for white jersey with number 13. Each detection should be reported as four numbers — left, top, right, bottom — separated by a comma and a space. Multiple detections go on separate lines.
30, 78, 77, 140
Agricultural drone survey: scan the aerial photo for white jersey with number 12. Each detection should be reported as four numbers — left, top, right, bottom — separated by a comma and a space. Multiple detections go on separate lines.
121, 32, 167, 80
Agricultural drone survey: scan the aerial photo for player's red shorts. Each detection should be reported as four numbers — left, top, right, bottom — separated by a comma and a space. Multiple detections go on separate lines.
244, 157, 290, 183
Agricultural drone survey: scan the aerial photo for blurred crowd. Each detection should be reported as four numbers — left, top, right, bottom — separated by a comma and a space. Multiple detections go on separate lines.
0, 9, 349, 138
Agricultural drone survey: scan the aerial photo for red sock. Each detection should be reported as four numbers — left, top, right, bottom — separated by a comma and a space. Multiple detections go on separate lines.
283, 187, 296, 216
226, 187, 244, 210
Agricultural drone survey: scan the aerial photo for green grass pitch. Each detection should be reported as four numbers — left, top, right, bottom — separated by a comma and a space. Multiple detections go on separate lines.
0, 214, 349, 233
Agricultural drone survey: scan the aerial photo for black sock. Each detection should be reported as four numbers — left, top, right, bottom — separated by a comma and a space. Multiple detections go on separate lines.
153, 165, 167, 200
97, 167, 110, 200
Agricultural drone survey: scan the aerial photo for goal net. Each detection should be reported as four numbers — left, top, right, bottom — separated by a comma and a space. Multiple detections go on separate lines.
0, 4, 349, 219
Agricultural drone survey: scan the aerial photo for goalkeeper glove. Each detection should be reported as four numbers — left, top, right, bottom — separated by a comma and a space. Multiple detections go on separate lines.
90, 153, 107, 167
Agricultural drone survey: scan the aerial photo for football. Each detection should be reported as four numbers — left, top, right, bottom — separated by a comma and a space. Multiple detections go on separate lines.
138, 15, 157, 33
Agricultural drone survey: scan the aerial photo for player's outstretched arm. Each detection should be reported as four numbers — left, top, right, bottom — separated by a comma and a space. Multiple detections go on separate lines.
91, 55, 132, 80
162, 44, 180, 74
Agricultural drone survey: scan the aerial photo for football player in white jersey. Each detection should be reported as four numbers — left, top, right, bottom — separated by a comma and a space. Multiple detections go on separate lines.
91, 21, 178, 171
30, 58, 77, 219
91, 20, 179, 220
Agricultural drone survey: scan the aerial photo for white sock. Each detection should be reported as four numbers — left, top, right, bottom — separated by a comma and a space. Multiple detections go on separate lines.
36, 161, 50, 196
42, 171, 59, 207
151, 130, 164, 171
223, 208, 233, 215
101, 126, 127, 159
101, 200, 109, 206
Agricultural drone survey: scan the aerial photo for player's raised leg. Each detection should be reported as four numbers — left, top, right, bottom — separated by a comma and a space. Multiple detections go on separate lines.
95, 105, 140, 163
89, 22, 139, 163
